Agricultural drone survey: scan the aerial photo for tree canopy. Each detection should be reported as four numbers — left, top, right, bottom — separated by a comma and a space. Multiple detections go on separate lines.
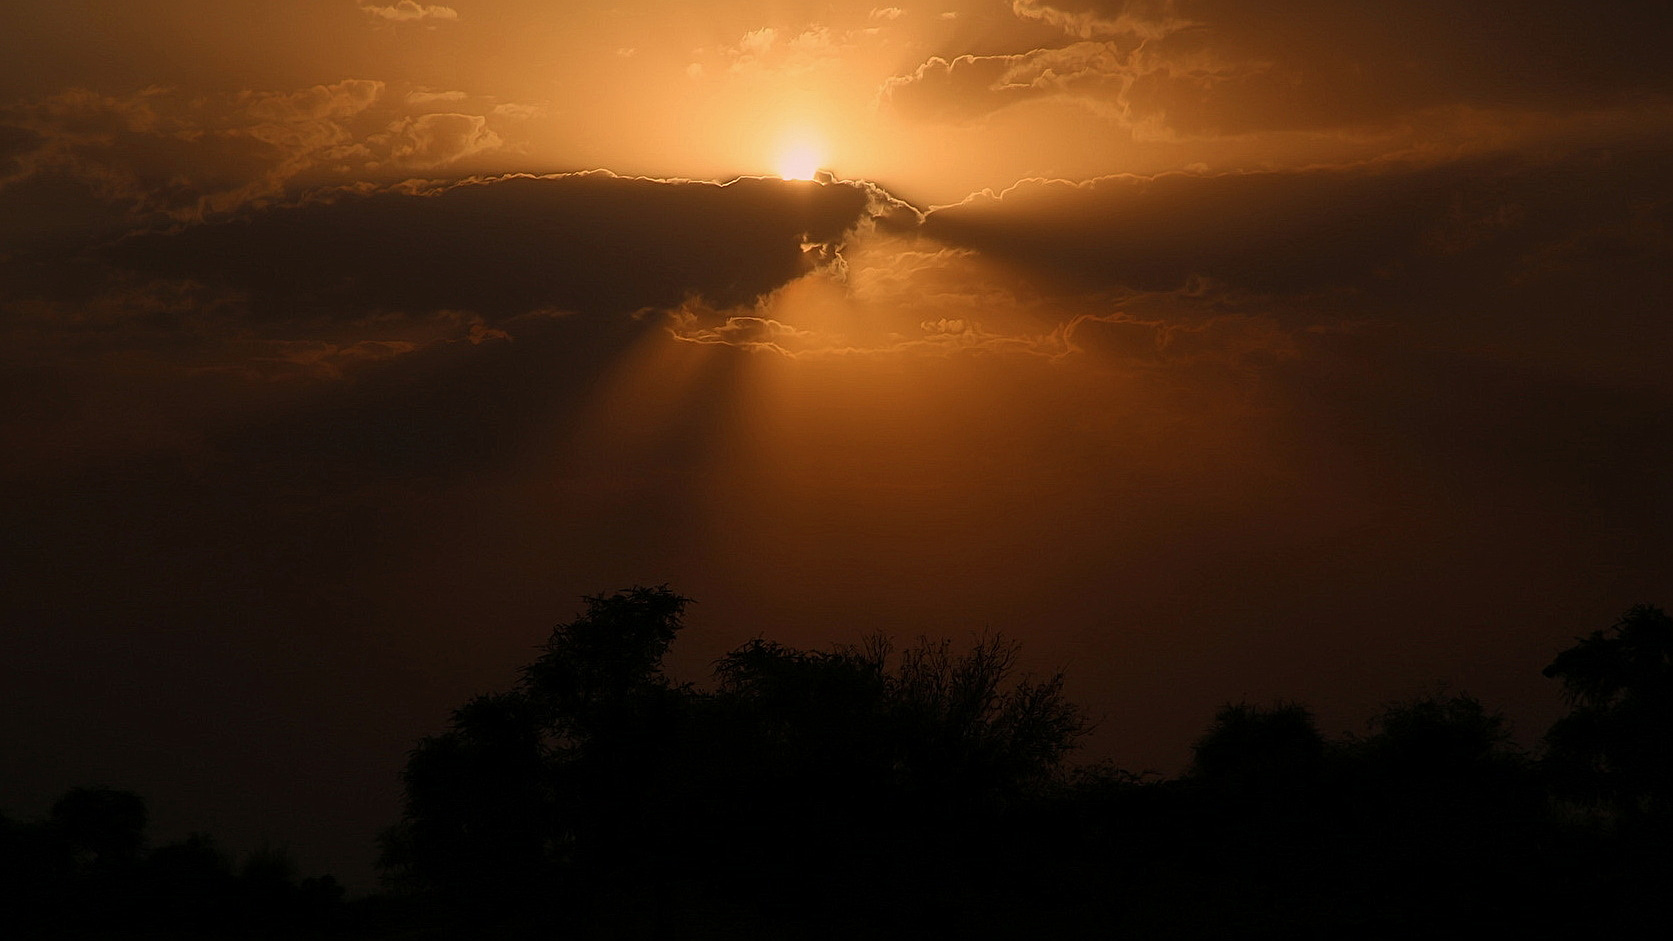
1543, 603, 1673, 821
378, 586, 1089, 912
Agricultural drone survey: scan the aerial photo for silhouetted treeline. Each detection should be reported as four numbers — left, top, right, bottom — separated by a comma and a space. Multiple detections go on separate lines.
375, 587, 1088, 937
369, 589, 1673, 938
0, 786, 342, 937
9, 593, 1672, 938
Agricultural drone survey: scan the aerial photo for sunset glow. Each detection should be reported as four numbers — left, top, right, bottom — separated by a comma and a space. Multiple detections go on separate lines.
775, 140, 825, 181
4, 0, 1671, 898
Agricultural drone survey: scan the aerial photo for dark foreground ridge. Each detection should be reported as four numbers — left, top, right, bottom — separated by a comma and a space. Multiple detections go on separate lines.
6, 590, 1672, 938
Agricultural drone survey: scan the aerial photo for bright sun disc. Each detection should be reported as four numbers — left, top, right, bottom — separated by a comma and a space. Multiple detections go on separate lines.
776, 142, 822, 181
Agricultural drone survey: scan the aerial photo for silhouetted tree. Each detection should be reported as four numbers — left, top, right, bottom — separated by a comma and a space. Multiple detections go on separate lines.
0, 788, 341, 937
520, 584, 688, 732
711, 633, 1085, 801
1189, 701, 1325, 805
380, 586, 690, 899
699, 632, 1087, 908
1343, 691, 1541, 910
886, 634, 1089, 792
51, 786, 147, 869
1361, 692, 1517, 770
1353, 691, 1529, 818
381, 589, 1090, 932
381, 690, 552, 895
142, 832, 237, 927
1543, 604, 1673, 823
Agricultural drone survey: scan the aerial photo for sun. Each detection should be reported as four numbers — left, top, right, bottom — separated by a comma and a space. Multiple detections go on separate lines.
775, 140, 824, 181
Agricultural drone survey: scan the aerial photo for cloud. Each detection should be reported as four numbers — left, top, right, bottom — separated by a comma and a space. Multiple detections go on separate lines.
7, 138, 1665, 392
715, 25, 848, 74
489, 101, 546, 120
383, 113, 501, 168
1065, 312, 1296, 368
922, 150, 1673, 304
735, 27, 778, 59
0, 83, 384, 220
694, 19, 891, 79
0, 123, 42, 184
359, 2, 458, 24
880, 42, 1124, 123
93, 174, 878, 331
1010, 0, 1179, 40
0, 80, 528, 224
651, 221, 1197, 362
259, 338, 423, 380
405, 90, 469, 106
879, 54, 1042, 123
907, 142, 1673, 397
889, 0, 1673, 136
0, 172, 891, 481
241, 80, 384, 124
667, 312, 816, 355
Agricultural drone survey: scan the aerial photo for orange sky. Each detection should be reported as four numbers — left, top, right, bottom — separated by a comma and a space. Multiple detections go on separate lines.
3, 1, 1672, 888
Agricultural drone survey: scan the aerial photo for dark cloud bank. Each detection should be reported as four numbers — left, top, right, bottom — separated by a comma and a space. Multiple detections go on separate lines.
113, 172, 874, 321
